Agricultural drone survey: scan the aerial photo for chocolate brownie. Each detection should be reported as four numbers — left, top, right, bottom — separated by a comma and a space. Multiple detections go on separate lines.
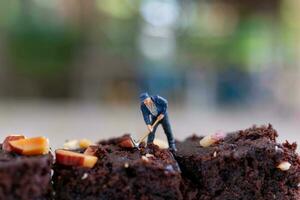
0, 144, 53, 200
174, 125, 300, 200
53, 135, 183, 200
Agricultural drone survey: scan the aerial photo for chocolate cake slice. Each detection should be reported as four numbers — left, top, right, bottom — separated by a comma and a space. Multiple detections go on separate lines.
53, 135, 183, 200
0, 143, 53, 200
174, 125, 300, 200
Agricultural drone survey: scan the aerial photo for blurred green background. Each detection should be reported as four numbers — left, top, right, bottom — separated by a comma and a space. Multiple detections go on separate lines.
0, 0, 299, 147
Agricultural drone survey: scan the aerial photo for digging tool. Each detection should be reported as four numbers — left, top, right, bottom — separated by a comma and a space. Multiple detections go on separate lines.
130, 118, 161, 148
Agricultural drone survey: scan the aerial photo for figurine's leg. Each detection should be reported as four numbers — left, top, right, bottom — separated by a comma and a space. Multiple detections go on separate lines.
161, 113, 176, 151
147, 118, 159, 144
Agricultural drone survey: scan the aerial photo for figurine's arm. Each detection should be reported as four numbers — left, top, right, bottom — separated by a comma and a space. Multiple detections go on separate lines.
141, 105, 151, 125
141, 105, 154, 132
156, 96, 168, 121
157, 96, 168, 114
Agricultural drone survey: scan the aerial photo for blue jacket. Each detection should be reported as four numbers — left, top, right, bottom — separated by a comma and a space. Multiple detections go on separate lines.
140, 95, 168, 125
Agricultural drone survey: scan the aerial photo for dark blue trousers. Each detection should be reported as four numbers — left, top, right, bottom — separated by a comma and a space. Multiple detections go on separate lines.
147, 113, 175, 147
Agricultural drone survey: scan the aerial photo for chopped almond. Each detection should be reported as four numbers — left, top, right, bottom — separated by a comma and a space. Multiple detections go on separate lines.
63, 140, 79, 150
277, 161, 291, 171
141, 155, 149, 162
79, 139, 93, 149
84, 145, 98, 156
9, 137, 49, 155
119, 138, 134, 148
199, 135, 215, 147
56, 149, 98, 168
200, 131, 225, 147
2, 135, 26, 152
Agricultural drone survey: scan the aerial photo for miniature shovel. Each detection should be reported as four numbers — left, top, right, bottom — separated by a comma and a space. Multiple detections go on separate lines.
130, 118, 161, 148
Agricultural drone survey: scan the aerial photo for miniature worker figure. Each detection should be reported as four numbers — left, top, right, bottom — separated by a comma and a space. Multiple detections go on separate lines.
139, 92, 177, 151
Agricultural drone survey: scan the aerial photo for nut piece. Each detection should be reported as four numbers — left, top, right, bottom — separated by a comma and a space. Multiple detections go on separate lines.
124, 162, 129, 168
213, 151, 217, 157
79, 139, 93, 149
145, 153, 154, 158
119, 138, 134, 148
84, 145, 98, 156
199, 135, 215, 147
141, 155, 149, 162
153, 138, 168, 149
277, 161, 291, 171
199, 131, 225, 147
9, 137, 49, 155
64, 139, 94, 150
81, 173, 89, 180
56, 149, 98, 168
2, 135, 26, 152
63, 140, 79, 150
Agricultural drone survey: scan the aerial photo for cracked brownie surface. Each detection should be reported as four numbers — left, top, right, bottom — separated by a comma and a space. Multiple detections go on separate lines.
53, 135, 182, 200
175, 125, 300, 200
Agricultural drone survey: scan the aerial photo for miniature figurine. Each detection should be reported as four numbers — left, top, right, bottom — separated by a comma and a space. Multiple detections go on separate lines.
139, 92, 177, 151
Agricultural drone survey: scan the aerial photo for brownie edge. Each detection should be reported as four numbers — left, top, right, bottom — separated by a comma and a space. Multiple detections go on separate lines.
53, 135, 183, 200
174, 125, 300, 200
0, 145, 53, 200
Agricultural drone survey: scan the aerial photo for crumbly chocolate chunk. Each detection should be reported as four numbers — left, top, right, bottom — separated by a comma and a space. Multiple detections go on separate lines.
0, 144, 53, 200
174, 125, 300, 200
53, 135, 183, 200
